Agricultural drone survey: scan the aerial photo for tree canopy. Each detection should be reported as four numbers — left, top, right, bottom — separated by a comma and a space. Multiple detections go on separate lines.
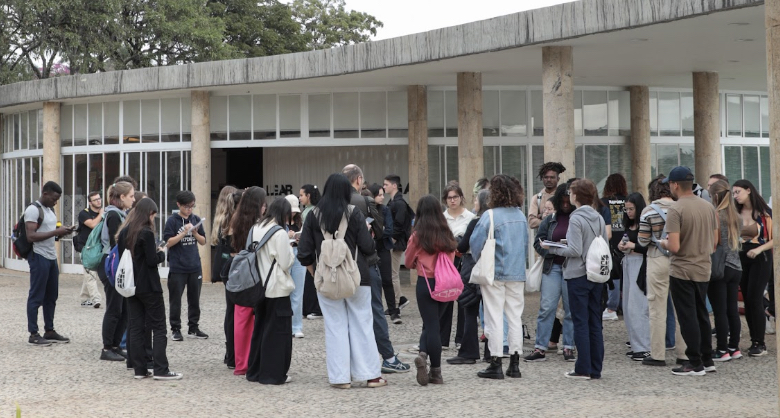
0, 0, 382, 85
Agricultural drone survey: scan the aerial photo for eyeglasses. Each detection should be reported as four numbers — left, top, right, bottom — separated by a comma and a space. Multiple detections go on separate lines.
446, 195, 461, 201
90, 197, 102, 203
181, 203, 196, 209
565, 190, 571, 196
623, 207, 636, 213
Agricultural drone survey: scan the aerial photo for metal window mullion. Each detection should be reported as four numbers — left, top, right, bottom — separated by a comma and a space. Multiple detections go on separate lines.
250, 94, 255, 141
757, 146, 763, 195
740, 146, 745, 179
385, 91, 389, 138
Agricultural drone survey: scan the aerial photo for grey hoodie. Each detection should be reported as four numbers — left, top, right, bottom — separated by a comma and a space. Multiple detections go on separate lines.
548, 205, 608, 280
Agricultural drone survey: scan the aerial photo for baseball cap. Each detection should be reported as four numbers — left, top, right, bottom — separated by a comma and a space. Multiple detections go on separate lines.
285, 194, 301, 213
661, 166, 695, 183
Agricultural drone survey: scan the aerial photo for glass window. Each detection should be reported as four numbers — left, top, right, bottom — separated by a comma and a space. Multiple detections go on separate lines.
531, 145, 545, 194
123, 101, 140, 144
141, 99, 159, 143
444, 91, 457, 137
649, 91, 658, 136
658, 92, 680, 136
88, 103, 102, 145
361, 92, 386, 138
609, 144, 632, 192
181, 97, 192, 142
726, 94, 742, 137
583, 91, 608, 136
574, 91, 583, 136
761, 96, 769, 138
743, 146, 760, 189
61, 105, 73, 147
20, 112, 28, 150
160, 98, 180, 142
308, 94, 331, 138
445, 145, 459, 183
500, 90, 527, 137
760, 146, 771, 200
428, 91, 444, 137
679, 145, 695, 169
585, 145, 608, 187
744, 95, 760, 138
73, 104, 88, 146
482, 90, 499, 137
723, 146, 742, 184
37, 109, 43, 149
279, 95, 300, 138
501, 145, 527, 212
484, 146, 498, 176
209, 96, 227, 141
530, 90, 544, 136
104, 102, 120, 145
574, 145, 584, 180
89, 154, 103, 196
387, 90, 408, 138
650, 144, 657, 178
253, 94, 276, 140
228, 95, 251, 140
607, 91, 630, 136
13, 114, 20, 150
657, 145, 679, 176
681, 93, 694, 136
428, 145, 442, 198
333, 93, 358, 138
29, 110, 39, 149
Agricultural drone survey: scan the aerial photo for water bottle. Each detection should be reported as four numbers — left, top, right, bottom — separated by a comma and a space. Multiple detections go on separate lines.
621, 233, 629, 253
55, 221, 62, 241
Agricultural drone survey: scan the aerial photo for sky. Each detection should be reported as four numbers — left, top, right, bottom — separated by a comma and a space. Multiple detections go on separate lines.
339, 0, 574, 40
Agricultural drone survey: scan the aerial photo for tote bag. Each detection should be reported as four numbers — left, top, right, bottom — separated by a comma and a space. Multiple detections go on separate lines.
470, 209, 495, 286
422, 252, 464, 302
525, 257, 543, 292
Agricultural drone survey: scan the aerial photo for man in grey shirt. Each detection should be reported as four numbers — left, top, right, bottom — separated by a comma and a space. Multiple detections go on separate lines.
25, 181, 75, 346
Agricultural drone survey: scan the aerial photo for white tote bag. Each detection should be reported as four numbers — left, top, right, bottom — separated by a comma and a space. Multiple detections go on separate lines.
115, 249, 136, 298
525, 257, 543, 292
470, 210, 495, 286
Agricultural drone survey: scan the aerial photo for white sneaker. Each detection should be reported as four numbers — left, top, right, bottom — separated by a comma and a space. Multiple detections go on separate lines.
306, 313, 323, 320
293, 332, 305, 338
767, 317, 776, 335
407, 344, 420, 354
285, 375, 292, 383
602, 309, 618, 321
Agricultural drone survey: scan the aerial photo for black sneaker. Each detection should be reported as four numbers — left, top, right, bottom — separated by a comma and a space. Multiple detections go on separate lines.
390, 313, 402, 324
398, 296, 410, 310
748, 342, 767, 357
171, 330, 183, 341
153, 371, 183, 381
28, 333, 52, 347
563, 348, 576, 362
134, 371, 153, 379
113, 347, 127, 358
43, 330, 70, 343
631, 351, 651, 361
100, 348, 125, 361
642, 357, 666, 367
564, 371, 590, 380
384, 309, 391, 316
524, 349, 546, 362
188, 329, 209, 339
671, 362, 705, 376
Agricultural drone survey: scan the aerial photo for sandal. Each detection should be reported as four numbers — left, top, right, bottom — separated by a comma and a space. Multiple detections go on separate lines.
367, 377, 387, 388
330, 383, 351, 389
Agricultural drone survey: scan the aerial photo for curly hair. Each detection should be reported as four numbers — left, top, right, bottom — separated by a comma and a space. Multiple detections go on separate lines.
537, 162, 566, 180
602, 173, 628, 198
488, 174, 524, 208
648, 174, 672, 201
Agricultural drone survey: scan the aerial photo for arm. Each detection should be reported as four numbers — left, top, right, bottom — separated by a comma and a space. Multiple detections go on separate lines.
192, 219, 207, 246
637, 210, 652, 248
533, 217, 550, 257
469, 215, 488, 262
528, 194, 541, 229
26, 222, 68, 242
142, 230, 165, 267
457, 219, 478, 254
660, 207, 680, 254
352, 210, 375, 256
749, 214, 773, 257
106, 213, 122, 248
404, 233, 419, 269
83, 209, 104, 229
663, 232, 681, 254
270, 230, 295, 272
165, 217, 192, 247
548, 217, 585, 258
297, 212, 316, 267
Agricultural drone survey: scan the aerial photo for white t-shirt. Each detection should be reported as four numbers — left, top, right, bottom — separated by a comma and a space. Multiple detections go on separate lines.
24, 201, 57, 260
444, 209, 476, 238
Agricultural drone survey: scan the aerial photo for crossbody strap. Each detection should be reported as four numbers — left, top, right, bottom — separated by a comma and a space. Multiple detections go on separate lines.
252, 225, 284, 287
487, 209, 495, 240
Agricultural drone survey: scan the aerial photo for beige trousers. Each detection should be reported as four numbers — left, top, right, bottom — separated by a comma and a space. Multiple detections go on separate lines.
391, 250, 404, 305
646, 256, 687, 361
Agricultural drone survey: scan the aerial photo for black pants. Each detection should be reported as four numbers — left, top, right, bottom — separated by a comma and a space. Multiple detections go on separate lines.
127, 292, 169, 376
99, 254, 127, 349
377, 246, 397, 312
167, 272, 202, 332
416, 277, 447, 368
670, 276, 712, 367
456, 301, 480, 359
224, 284, 236, 367
440, 302, 454, 347
740, 244, 772, 345
303, 270, 321, 316
246, 296, 293, 385
707, 266, 742, 351
550, 318, 563, 344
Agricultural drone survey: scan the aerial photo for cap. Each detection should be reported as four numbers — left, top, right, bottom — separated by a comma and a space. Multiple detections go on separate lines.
285, 194, 301, 213
661, 166, 695, 183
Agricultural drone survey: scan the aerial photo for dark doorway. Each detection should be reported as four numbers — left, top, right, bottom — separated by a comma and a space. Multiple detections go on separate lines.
225, 148, 263, 189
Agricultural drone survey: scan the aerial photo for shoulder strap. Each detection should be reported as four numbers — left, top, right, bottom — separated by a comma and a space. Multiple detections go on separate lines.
647, 203, 669, 252
257, 225, 284, 249
537, 192, 543, 213
486, 209, 495, 240
33, 202, 44, 225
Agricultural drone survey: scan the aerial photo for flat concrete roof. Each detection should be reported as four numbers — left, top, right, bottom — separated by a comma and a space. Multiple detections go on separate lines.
0, 0, 763, 110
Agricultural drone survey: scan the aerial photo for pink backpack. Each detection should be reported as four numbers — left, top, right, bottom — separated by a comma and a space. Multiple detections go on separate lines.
421, 252, 464, 302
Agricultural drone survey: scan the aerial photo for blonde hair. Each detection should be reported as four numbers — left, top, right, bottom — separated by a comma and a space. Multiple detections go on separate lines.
108, 181, 134, 209
710, 180, 741, 252
211, 185, 238, 245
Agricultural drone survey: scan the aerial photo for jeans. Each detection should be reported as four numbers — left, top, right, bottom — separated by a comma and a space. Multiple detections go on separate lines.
534, 264, 574, 350
167, 271, 202, 332
740, 243, 772, 345
99, 254, 127, 348
482, 280, 525, 356
80, 269, 101, 304
670, 277, 712, 367
606, 277, 621, 312
623, 254, 650, 352
26, 252, 59, 334
224, 285, 235, 368
319, 286, 379, 384
127, 292, 169, 376
708, 266, 742, 351
369, 264, 394, 359
416, 277, 448, 368
290, 247, 306, 334
246, 296, 293, 385
567, 275, 604, 378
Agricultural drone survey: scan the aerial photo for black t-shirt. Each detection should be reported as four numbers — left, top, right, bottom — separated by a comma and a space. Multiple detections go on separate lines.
75, 207, 100, 251
601, 195, 626, 249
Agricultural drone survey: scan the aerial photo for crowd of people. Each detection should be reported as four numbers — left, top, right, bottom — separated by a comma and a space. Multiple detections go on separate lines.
18, 159, 774, 385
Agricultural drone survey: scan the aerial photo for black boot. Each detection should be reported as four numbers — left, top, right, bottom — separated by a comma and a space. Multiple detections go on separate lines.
483, 338, 491, 362
478, 356, 504, 379
506, 352, 521, 378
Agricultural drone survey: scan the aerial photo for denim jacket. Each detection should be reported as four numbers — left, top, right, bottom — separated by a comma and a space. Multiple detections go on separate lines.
533, 213, 557, 275
470, 207, 528, 282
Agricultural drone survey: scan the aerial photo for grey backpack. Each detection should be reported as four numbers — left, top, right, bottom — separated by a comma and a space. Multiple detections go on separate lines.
225, 225, 283, 307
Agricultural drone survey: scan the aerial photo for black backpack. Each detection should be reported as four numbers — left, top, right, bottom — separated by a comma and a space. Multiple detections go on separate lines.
12, 202, 44, 259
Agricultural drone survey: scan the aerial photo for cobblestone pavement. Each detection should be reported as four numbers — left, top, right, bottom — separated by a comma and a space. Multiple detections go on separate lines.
0, 268, 777, 417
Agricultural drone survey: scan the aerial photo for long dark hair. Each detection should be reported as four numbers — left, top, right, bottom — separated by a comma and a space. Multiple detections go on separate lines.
230, 186, 267, 252
623, 192, 646, 229
550, 183, 571, 216
116, 198, 158, 256
733, 179, 771, 219
317, 174, 352, 234
301, 184, 321, 206
261, 198, 292, 228
413, 195, 457, 254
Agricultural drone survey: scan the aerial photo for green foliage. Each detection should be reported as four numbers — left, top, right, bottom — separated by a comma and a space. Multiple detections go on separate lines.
291, 0, 383, 50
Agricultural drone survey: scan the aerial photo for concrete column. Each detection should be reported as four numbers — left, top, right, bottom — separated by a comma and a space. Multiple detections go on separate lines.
457, 72, 483, 204
764, 0, 780, 395
693, 72, 721, 184
42, 102, 62, 262
629, 86, 651, 199
542, 46, 575, 178
191, 91, 212, 283
407, 85, 429, 209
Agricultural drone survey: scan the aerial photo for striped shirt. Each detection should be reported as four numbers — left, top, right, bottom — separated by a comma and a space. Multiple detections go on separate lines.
638, 199, 674, 258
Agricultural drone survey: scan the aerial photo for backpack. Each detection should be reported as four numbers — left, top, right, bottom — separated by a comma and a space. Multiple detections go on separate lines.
114, 248, 135, 297
225, 225, 283, 308
421, 252, 464, 302
212, 231, 232, 283
648, 203, 671, 257
12, 202, 44, 259
314, 206, 361, 300
584, 220, 612, 284
104, 244, 120, 286
82, 209, 125, 271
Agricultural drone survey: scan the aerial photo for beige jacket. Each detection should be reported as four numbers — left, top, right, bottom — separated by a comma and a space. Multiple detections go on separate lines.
528, 189, 555, 229
251, 221, 295, 298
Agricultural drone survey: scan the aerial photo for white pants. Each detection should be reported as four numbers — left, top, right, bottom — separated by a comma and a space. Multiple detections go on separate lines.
318, 286, 380, 384
482, 280, 525, 356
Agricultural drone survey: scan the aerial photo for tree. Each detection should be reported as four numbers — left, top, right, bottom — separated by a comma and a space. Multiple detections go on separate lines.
291, 0, 382, 50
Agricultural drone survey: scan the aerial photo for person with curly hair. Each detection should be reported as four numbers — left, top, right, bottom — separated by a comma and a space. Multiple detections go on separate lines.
601, 173, 628, 321
529, 162, 566, 230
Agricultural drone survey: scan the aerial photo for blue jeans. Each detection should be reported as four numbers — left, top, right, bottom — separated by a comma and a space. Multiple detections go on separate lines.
567, 276, 604, 378
369, 265, 394, 359
27, 252, 59, 334
534, 264, 574, 350
290, 247, 306, 334
607, 278, 621, 312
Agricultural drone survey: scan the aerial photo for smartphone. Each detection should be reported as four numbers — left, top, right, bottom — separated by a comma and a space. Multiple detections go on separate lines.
293, 231, 302, 240
156, 239, 167, 248
366, 217, 374, 224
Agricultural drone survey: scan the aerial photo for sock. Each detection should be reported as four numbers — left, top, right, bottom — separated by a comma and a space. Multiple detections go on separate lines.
386, 356, 398, 364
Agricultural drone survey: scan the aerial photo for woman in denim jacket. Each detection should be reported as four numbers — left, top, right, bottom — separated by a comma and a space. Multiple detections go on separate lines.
470, 174, 528, 379
527, 183, 576, 363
